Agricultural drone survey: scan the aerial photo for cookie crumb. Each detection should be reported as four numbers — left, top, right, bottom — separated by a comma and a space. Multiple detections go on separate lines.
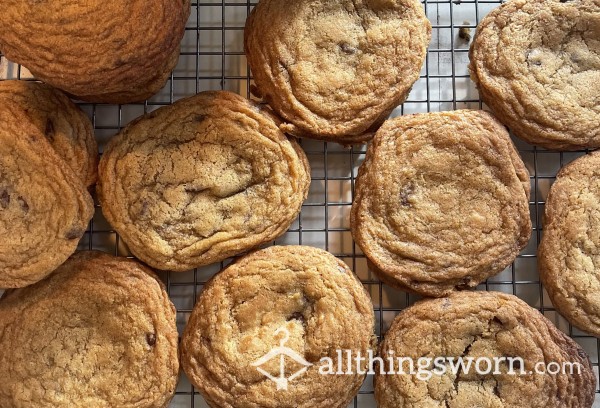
458, 22, 472, 43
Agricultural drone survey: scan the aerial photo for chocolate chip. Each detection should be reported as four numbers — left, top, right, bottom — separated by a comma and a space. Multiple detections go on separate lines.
194, 114, 207, 123
146, 333, 156, 346
511, 359, 522, 370
526, 50, 543, 66
114, 58, 127, 67
0, 190, 9, 209
458, 26, 472, 43
138, 200, 150, 217
339, 42, 357, 55
288, 312, 305, 324
44, 119, 55, 142
400, 183, 415, 207
17, 197, 29, 213
456, 277, 473, 289
65, 228, 84, 240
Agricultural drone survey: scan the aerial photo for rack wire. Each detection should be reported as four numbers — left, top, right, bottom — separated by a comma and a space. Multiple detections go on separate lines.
1, 0, 599, 406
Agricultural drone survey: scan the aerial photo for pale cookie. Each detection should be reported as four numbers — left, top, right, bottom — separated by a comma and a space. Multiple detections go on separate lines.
351, 110, 531, 297
0, 251, 179, 407
469, 0, 600, 150
181, 245, 376, 408
99, 91, 311, 271
539, 151, 600, 337
245, 0, 431, 144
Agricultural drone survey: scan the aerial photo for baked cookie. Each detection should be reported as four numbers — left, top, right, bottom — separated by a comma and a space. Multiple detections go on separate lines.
99, 91, 310, 271
0, 106, 94, 288
0, 0, 190, 103
539, 152, 600, 337
469, 0, 600, 150
376, 291, 596, 407
351, 110, 531, 297
0, 80, 98, 187
245, 0, 431, 144
0, 251, 179, 407
181, 245, 376, 408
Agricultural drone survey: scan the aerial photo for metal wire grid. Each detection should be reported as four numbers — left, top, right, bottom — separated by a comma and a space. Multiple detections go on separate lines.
1, 0, 599, 406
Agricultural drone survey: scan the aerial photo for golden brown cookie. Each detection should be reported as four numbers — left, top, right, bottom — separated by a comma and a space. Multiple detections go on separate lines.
0, 80, 98, 188
181, 245, 376, 408
0, 0, 190, 103
0, 106, 94, 288
469, 0, 600, 150
351, 110, 531, 297
376, 291, 596, 407
0, 251, 179, 407
98, 91, 310, 271
539, 152, 600, 337
244, 0, 431, 144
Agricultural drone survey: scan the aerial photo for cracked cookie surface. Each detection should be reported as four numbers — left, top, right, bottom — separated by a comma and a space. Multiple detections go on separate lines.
0, 0, 190, 103
351, 110, 531, 297
181, 245, 376, 408
244, 0, 431, 143
539, 152, 600, 337
0, 80, 98, 188
376, 291, 596, 408
0, 106, 94, 288
0, 251, 179, 408
469, 0, 600, 150
99, 91, 310, 271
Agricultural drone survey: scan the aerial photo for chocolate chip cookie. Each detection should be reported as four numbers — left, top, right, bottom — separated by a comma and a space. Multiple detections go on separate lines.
0, 0, 190, 103
351, 110, 531, 297
0, 251, 179, 407
539, 152, 600, 337
0, 80, 98, 187
0, 106, 94, 288
376, 291, 596, 408
181, 245, 376, 408
245, 0, 431, 144
469, 0, 600, 150
99, 91, 311, 271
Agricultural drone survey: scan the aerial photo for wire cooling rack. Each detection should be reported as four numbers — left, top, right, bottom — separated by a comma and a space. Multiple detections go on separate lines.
1, 0, 599, 406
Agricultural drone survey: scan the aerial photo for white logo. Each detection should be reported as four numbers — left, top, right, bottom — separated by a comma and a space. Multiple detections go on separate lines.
251, 326, 312, 391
